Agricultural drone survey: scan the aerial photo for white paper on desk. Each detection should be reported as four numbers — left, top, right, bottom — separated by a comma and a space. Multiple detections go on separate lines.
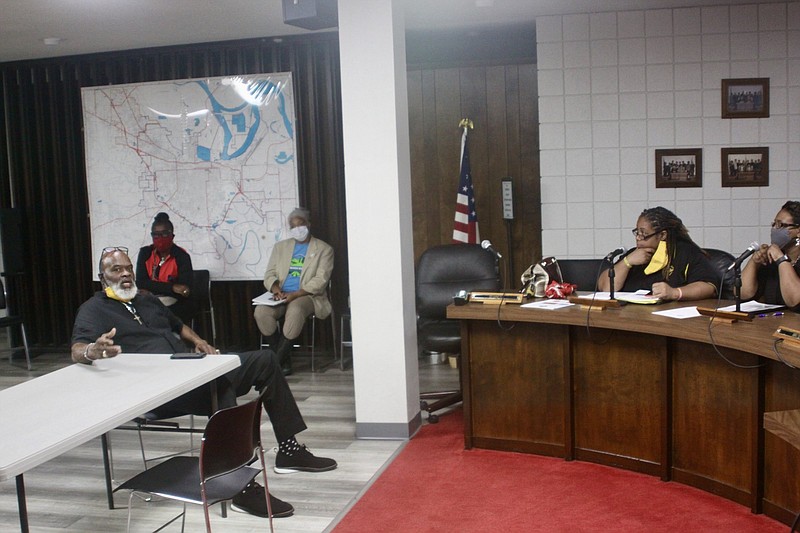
521, 299, 574, 310
652, 306, 701, 319
252, 292, 286, 306
585, 291, 661, 304
718, 301, 784, 313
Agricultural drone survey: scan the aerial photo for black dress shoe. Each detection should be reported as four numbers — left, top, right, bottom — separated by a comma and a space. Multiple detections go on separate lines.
231, 481, 294, 518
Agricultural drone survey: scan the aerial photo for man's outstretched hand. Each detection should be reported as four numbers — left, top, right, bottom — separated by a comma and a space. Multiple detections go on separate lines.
91, 327, 122, 359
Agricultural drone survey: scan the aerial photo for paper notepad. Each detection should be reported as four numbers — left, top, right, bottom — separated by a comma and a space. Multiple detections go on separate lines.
585, 290, 661, 305
252, 292, 285, 306
521, 299, 575, 310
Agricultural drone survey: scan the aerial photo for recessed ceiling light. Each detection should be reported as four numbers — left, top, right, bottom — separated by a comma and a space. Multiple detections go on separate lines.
43, 37, 63, 46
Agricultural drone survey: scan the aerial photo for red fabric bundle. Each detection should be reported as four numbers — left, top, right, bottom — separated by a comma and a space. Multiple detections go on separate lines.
544, 280, 577, 299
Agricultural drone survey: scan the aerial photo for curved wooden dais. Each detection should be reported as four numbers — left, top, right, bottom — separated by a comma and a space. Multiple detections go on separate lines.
448, 298, 800, 526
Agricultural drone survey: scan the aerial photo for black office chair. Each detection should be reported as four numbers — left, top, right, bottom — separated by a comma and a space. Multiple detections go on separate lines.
703, 248, 736, 299
556, 258, 605, 291
416, 243, 501, 422
117, 393, 274, 532
0, 275, 31, 370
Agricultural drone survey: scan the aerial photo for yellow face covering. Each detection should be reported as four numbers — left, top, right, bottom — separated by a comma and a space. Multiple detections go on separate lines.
644, 240, 668, 275
104, 286, 133, 303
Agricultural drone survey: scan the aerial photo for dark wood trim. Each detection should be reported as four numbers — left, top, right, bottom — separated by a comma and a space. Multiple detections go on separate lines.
460, 319, 473, 449
661, 338, 672, 481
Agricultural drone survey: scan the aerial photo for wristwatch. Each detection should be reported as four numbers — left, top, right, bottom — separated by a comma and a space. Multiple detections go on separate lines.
775, 254, 790, 266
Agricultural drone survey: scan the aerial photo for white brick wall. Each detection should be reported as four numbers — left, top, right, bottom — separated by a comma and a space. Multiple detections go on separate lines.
537, 2, 800, 259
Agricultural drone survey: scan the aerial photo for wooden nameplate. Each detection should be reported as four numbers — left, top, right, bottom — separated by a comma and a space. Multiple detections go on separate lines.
696, 306, 752, 324
468, 292, 524, 305
773, 326, 800, 348
567, 296, 622, 310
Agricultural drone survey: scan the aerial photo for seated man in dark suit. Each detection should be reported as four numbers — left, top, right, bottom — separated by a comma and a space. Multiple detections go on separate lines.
71, 246, 337, 519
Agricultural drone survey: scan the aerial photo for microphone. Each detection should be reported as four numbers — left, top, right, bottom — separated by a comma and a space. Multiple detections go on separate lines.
727, 242, 760, 271
481, 240, 502, 259
604, 247, 626, 262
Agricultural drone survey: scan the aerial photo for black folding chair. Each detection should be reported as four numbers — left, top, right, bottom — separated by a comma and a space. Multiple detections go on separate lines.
0, 275, 31, 370
116, 394, 273, 532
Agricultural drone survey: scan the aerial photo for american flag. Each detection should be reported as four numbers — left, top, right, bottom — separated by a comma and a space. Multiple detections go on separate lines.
452, 127, 479, 243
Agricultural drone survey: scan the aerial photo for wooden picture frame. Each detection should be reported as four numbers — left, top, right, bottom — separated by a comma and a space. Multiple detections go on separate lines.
655, 148, 702, 188
721, 78, 770, 119
721, 147, 769, 187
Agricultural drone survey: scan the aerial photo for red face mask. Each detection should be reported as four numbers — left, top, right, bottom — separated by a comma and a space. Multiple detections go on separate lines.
153, 235, 174, 253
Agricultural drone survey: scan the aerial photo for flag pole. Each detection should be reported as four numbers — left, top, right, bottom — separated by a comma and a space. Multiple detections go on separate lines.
458, 118, 473, 164
452, 118, 479, 245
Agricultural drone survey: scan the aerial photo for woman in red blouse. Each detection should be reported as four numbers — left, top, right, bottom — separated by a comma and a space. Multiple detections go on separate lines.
135, 212, 198, 323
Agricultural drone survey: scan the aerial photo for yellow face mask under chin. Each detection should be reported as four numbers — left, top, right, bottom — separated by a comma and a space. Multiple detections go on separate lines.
644, 240, 668, 275
104, 285, 133, 303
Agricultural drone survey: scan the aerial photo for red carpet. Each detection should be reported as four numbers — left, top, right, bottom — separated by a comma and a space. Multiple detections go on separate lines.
333, 411, 786, 532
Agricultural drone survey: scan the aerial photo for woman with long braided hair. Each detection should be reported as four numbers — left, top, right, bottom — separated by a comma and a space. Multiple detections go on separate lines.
597, 206, 718, 301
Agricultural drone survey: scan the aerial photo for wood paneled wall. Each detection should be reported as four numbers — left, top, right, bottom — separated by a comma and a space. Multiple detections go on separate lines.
407, 63, 541, 287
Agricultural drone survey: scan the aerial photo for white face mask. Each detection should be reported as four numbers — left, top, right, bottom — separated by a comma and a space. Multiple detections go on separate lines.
288, 225, 309, 242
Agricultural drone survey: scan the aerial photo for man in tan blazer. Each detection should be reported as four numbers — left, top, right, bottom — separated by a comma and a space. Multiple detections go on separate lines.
254, 208, 333, 375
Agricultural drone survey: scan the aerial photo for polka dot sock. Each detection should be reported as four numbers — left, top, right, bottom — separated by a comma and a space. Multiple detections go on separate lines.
279, 436, 302, 456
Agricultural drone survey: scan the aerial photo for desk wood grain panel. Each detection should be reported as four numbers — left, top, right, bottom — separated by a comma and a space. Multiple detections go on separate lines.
465, 320, 567, 456
763, 360, 800, 522
571, 328, 666, 477
671, 339, 761, 509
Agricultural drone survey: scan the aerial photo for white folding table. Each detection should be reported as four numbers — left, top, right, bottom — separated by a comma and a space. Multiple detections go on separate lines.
0, 353, 240, 532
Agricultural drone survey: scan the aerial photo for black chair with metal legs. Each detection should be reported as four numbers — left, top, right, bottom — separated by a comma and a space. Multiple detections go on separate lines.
116, 392, 274, 533
258, 282, 336, 372
106, 408, 205, 510
118, 407, 203, 471
190, 269, 217, 346
0, 275, 31, 370
416, 243, 501, 423
338, 295, 352, 370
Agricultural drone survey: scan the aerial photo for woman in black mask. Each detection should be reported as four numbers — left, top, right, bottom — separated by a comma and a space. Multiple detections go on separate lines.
135, 212, 198, 322
740, 201, 800, 309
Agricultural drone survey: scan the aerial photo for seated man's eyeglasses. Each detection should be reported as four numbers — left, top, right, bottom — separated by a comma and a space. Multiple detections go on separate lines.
151, 231, 173, 238
631, 229, 660, 240
99, 247, 130, 273
101, 246, 129, 255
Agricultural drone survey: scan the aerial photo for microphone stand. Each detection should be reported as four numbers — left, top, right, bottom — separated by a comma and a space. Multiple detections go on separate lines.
732, 264, 743, 313
608, 259, 617, 301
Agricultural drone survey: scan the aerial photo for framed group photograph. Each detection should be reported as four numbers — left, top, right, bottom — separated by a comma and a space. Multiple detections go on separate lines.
655, 148, 702, 188
721, 147, 769, 187
721, 78, 770, 119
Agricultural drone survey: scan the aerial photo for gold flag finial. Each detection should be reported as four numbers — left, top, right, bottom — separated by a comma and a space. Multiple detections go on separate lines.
458, 118, 474, 130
